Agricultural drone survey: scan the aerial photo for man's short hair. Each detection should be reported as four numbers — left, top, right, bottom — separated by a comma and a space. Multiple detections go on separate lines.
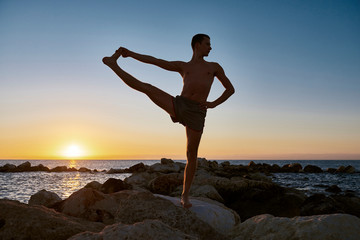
191, 34, 210, 50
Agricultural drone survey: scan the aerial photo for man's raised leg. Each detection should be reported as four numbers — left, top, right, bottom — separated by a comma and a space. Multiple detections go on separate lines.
181, 127, 203, 208
102, 49, 175, 117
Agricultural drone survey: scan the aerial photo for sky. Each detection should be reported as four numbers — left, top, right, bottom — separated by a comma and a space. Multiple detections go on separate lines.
0, 0, 359, 160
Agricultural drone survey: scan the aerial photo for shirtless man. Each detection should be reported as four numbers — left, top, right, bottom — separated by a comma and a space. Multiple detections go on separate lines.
102, 34, 235, 208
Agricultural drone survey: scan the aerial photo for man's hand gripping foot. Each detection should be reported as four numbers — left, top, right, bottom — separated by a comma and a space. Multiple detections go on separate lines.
102, 48, 122, 67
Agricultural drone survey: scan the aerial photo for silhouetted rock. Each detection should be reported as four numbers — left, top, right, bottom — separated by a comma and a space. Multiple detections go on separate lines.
0, 199, 104, 240
106, 168, 125, 174
326, 168, 337, 173
148, 173, 183, 195
100, 178, 131, 194
336, 165, 356, 173
326, 185, 342, 194
29, 189, 62, 207
230, 213, 360, 240
84, 181, 102, 191
161, 158, 174, 164
149, 163, 180, 173
51, 166, 68, 172
128, 162, 147, 172
31, 164, 50, 172
17, 161, 31, 171
0, 163, 16, 172
303, 165, 323, 173
78, 167, 91, 172
281, 163, 302, 173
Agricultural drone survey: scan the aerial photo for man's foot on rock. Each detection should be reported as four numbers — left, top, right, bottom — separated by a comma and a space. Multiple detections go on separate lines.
181, 195, 192, 209
102, 48, 122, 67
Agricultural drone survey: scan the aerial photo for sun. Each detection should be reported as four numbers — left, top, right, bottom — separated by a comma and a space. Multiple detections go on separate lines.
62, 144, 85, 159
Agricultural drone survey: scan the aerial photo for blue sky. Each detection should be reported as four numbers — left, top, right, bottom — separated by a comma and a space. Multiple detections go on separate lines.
0, 0, 359, 159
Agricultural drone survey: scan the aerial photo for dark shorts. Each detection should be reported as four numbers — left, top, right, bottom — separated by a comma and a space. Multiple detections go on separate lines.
171, 95, 207, 131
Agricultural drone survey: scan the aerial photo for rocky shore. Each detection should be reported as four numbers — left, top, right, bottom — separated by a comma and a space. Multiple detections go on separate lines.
1, 159, 360, 239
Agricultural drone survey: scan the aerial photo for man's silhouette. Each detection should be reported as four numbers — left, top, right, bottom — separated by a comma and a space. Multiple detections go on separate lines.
102, 34, 235, 208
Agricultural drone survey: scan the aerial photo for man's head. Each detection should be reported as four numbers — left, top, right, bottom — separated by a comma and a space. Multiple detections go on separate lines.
191, 34, 211, 56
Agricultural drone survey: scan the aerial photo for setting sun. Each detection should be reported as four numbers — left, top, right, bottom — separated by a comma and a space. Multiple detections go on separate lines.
62, 144, 86, 159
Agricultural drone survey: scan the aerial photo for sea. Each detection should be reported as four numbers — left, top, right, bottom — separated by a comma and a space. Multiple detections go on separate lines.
1, 159, 359, 204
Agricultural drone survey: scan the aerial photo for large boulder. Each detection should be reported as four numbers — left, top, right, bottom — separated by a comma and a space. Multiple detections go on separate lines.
100, 178, 131, 194
148, 173, 183, 195
0, 199, 104, 240
195, 174, 306, 220
230, 213, 360, 240
16, 161, 31, 171
0, 163, 16, 172
149, 163, 181, 173
56, 188, 224, 239
28, 189, 62, 207
303, 165, 323, 173
300, 193, 360, 218
69, 219, 197, 240
156, 195, 240, 236
161, 158, 174, 164
124, 171, 160, 189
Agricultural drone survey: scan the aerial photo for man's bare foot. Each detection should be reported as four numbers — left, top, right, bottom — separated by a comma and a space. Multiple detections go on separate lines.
102, 48, 122, 67
181, 194, 192, 209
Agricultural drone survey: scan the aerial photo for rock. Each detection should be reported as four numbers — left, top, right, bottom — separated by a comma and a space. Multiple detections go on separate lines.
270, 164, 281, 172
197, 157, 209, 168
343, 165, 355, 173
196, 174, 306, 220
149, 162, 181, 173
128, 162, 147, 172
84, 181, 102, 191
69, 219, 197, 240
161, 158, 174, 164
28, 189, 62, 207
332, 194, 360, 218
0, 199, 104, 240
326, 168, 337, 173
301, 193, 360, 218
300, 194, 343, 216
0, 163, 16, 172
281, 163, 302, 173
70, 219, 197, 240
78, 167, 91, 172
220, 161, 230, 167
230, 213, 360, 240
31, 164, 50, 172
57, 188, 117, 224
51, 166, 68, 172
303, 165, 323, 173
156, 195, 240, 236
148, 173, 183, 195
247, 172, 272, 183
106, 168, 125, 174
100, 178, 131, 194
325, 185, 342, 194
17, 161, 31, 171
124, 171, 160, 189
57, 188, 224, 239
208, 161, 219, 169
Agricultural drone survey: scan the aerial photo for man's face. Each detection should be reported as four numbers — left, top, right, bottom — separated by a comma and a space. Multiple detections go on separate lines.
198, 37, 212, 56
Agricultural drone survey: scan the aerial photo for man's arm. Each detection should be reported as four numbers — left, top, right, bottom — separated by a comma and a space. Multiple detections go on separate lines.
120, 47, 184, 73
206, 63, 235, 109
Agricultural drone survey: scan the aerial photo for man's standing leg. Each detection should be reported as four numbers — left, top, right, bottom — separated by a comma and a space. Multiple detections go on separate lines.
181, 127, 202, 208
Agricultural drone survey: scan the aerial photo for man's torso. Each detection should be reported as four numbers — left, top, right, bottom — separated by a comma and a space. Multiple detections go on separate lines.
180, 61, 217, 103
